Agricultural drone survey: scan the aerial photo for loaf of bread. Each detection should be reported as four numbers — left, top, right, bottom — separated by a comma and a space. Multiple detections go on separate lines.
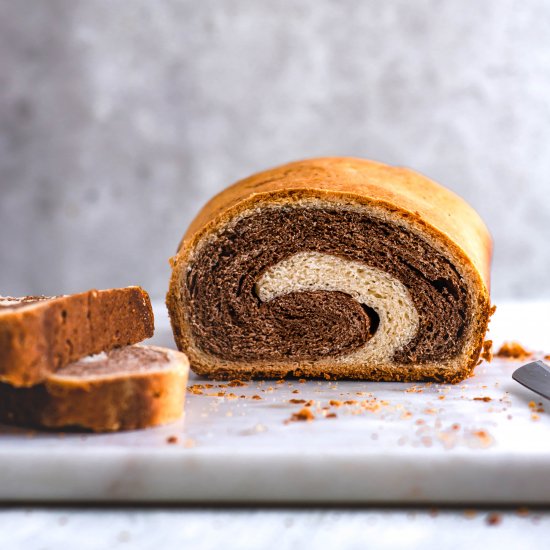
167, 158, 492, 383
0, 287, 154, 387
0, 345, 189, 432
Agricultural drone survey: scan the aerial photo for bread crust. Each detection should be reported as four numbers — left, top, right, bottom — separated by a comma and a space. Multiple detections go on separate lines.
167, 157, 492, 383
0, 346, 189, 432
0, 287, 154, 387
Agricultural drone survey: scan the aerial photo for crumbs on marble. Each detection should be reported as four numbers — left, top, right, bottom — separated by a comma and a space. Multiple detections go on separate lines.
486, 513, 502, 526
528, 401, 545, 413
228, 379, 247, 387
495, 341, 532, 360
286, 407, 315, 423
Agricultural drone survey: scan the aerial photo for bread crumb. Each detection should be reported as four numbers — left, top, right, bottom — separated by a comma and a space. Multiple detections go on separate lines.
187, 385, 204, 395
464, 509, 477, 519
405, 385, 423, 393
471, 429, 494, 448
496, 341, 532, 360
304, 400, 315, 407
292, 389, 300, 394
289, 398, 306, 404
486, 513, 502, 526
438, 395, 446, 400
252, 395, 262, 400
298, 379, 306, 384
276, 380, 285, 384
329, 399, 343, 407
287, 408, 315, 422
228, 379, 247, 387
344, 400, 358, 405
474, 397, 492, 402
516, 507, 530, 517
481, 340, 493, 362
166, 436, 178, 444
326, 413, 337, 419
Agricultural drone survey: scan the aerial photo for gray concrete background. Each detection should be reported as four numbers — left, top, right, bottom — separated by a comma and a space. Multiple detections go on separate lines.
1, 0, 549, 300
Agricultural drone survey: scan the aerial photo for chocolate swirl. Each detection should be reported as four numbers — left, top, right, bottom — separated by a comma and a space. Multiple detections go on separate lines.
182, 203, 469, 364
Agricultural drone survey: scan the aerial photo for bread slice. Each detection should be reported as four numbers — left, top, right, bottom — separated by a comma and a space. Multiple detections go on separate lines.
0, 345, 189, 432
0, 287, 154, 387
167, 157, 492, 383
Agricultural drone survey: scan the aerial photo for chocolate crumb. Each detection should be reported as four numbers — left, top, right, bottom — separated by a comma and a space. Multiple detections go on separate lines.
486, 513, 502, 526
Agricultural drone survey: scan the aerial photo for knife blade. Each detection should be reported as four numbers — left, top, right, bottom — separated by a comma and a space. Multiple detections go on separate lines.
512, 360, 550, 400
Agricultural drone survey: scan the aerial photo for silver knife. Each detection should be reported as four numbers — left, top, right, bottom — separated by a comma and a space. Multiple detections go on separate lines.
512, 360, 550, 400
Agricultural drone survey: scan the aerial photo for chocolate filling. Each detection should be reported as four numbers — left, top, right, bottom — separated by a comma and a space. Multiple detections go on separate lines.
59, 347, 170, 377
183, 206, 469, 363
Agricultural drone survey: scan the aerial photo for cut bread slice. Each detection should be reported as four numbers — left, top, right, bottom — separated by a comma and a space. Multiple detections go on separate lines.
0, 287, 154, 387
0, 345, 189, 432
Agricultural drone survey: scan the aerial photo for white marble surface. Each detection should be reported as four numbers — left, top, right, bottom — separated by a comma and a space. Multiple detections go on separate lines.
1, 507, 550, 550
0, 301, 549, 505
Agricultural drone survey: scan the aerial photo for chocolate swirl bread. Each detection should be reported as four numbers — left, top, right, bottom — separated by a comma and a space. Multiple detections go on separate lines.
167, 158, 492, 383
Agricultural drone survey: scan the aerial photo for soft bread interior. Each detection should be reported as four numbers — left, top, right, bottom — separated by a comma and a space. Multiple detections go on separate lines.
257, 251, 419, 363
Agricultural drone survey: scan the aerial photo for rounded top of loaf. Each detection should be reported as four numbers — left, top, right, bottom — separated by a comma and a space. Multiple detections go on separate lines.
179, 157, 492, 289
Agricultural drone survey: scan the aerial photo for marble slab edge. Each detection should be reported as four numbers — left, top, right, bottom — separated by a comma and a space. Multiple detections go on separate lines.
0, 448, 548, 504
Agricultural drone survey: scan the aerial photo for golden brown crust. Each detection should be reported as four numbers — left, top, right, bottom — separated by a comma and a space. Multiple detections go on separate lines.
167, 157, 492, 383
0, 346, 189, 432
0, 287, 154, 387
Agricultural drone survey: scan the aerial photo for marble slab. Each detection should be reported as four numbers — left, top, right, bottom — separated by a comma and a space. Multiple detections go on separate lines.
0, 301, 549, 504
